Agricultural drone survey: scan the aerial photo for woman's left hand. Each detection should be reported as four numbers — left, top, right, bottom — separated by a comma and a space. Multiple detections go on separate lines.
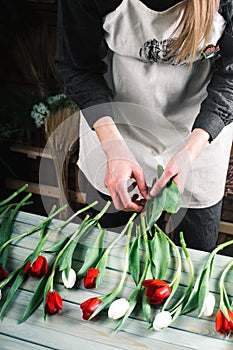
150, 128, 210, 197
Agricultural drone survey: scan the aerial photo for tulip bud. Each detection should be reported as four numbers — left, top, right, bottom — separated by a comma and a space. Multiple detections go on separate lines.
62, 268, 76, 289
153, 311, 172, 331
108, 298, 130, 320
45, 290, 63, 315
202, 293, 215, 317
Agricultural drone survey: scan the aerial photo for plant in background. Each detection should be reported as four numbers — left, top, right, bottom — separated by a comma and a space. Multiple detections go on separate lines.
31, 94, 77, 128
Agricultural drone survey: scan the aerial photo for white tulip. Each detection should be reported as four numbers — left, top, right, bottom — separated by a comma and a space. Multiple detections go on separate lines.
201, 293, 215, 317
153, 311, 172, 331
62, 268, 76, 289
108, 298, 130, 320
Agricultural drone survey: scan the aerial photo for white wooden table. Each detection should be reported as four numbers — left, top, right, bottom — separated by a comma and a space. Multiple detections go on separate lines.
0, 211, 233, 350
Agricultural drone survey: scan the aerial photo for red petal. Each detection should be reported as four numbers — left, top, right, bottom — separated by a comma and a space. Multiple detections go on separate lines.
87, 268, 99, 278
53, 291, 63, 310
154, 285, 171, 299
215, 310, 223, 332
24, 261, 31, 275
84, 276, 96, 289
142, 279, 169, 287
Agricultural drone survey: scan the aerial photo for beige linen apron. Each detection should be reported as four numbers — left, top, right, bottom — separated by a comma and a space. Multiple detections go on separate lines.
78, 0, 233, 208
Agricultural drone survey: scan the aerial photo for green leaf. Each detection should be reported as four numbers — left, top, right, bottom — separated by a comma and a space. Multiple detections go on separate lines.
19, 274, 48, 323
163, 180, 181, 214
95, 252, 109, 288
77, 229, 106, 278
197, 254, 216, 316
142, 266, 153, 326
0, 193, 32, 267
58, 240, 77, 272
146, 193, 164, 229
44, 237, 68, 253
149, 230, 171, 280
0, 271, 25, 319
129, 228, 141, 285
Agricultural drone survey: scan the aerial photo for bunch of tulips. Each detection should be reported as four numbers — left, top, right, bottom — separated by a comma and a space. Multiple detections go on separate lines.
0, 182, 233, 338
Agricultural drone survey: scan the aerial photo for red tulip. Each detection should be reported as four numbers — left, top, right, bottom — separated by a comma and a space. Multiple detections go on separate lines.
24, 256, 48, 278
0, 265, 8, 282
83, 268, 99, 289
45, 291, 63, 315
142, 279, 171, 305
216, 309, 233, 334
80, 297, 102, 320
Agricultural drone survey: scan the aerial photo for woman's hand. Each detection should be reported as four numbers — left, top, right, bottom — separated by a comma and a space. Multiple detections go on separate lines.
104, 148, 148, 212
94, 116, 149, 211
150, 128, 210, 197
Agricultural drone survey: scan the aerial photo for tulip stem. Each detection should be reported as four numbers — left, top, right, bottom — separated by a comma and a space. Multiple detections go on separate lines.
0, 204, 67, 253
169, 232, 194, 316
48, 201, 111, 291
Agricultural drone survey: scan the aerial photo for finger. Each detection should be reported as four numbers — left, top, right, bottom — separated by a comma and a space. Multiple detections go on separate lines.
150, 171, 175, 197
132, 168, 150, 200
117, 181, 144, 212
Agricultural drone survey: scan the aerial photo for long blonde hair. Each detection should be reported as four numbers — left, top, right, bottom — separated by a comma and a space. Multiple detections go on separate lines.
172, 0, 220, 63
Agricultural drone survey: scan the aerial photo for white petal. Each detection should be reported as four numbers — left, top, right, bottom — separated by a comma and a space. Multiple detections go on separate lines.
108, 298, 130, 320
62, 268, 76, 289
153, 311, 172, 331
202, 293, 215, 317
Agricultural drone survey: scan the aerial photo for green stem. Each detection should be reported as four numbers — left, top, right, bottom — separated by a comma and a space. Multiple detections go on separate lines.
49, 201, 111, 290
219, 260, 233, 312
169, 232, 194, 314
0, 204, 67, 252
0, 184, 28, 207
96, 212, 137, 271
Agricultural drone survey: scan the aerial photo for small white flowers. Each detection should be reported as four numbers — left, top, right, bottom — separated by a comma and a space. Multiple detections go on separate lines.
108, 298, 130, 320
62, 268, 76, 289
201, 293, 215, 317
153, 311, 172, 331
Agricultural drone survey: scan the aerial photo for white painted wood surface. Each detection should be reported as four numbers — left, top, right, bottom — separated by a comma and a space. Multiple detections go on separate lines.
0, 211, 233, 350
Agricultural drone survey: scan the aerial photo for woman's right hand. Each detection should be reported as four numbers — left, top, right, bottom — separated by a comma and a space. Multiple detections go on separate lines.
94, 116, 149, 211
104, 144, 148, 212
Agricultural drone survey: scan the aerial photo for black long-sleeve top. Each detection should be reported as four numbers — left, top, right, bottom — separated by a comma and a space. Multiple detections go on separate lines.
55, 0, 233, 140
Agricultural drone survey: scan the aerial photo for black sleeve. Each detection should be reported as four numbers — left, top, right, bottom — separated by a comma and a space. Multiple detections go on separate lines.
54, 0, 114, 127
192, 6, 233, 141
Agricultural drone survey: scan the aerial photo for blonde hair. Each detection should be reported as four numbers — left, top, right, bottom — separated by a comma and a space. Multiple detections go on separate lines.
171, 0, 220, 63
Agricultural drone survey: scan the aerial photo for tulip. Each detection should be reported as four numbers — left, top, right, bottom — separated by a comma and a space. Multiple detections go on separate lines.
45, 290, 63, 315
24, 256, 48, 278
216, 309, 233, 334
62, 268, 76, 289
142, 279, 171, 305
0, 265, 8, 282
83, 268, 99, 289
201, 293, 215, 317
80, 297, 102, 320
153, 311, 172, 331
108, 298, 130, 320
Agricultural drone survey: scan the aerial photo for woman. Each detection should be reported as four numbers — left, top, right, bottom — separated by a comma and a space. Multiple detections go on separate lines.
55, 0, 233, 251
